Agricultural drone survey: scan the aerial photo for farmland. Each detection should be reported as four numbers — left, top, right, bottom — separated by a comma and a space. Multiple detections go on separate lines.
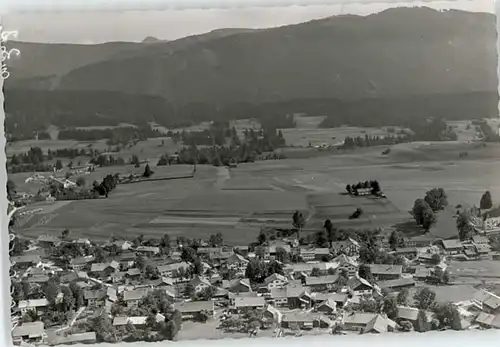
11, 138, 500, 246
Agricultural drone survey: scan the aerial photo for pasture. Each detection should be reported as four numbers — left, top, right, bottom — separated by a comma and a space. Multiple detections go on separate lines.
12, 137, 500, 245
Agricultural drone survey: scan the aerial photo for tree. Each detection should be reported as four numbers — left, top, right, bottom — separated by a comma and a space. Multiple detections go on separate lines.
181, 247, 198, 263
191, 259, 204, 276
396, 288, 409, 305
275, 247, 290, 263
143, 163, 153, 178
371, 180, 381, 195
292, 211, 306, 238
399, 320, 414, 332
76, 176, 86, 187
61, 229, 70, 240
358, 264, 374, 283
480, 191, 493, 210
412, 199, 436, 231
55, 160, 63, 170
194, 310, 210, 323
209, 233, 223, 247
415, 309, 430, 332
382, 296, 398, 320
324, 219, 336, 246
184, 284, 195, 298
421, 208, 437, 232
441, 269, 451, 284
311, 267, 321, 277
424, 188, 448, 212
431, 253, 441, 265
413, 287, 436, 310
131, 155, 140, 166
346, 184, 352, 194
456, 210, 474, 241
7, 179, 16, 199
388, 230, 400, 251
434, 303, 462, 330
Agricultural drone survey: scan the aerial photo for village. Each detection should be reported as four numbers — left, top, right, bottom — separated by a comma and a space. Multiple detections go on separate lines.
9, 211, 500, 345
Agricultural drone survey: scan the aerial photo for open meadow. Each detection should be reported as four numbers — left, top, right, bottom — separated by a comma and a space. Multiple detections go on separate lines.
11, 139, 500, 245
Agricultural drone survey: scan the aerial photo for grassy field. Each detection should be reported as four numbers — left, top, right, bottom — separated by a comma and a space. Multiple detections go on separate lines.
10, 124, 500, 246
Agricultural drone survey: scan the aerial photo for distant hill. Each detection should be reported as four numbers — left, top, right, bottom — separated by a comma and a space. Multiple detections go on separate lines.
47, 7, 497, 103
4, 7, 498, 136
142, 36, 161, 43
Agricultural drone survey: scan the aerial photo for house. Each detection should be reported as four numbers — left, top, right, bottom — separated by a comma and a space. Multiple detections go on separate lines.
297, 247, 331, 261
189, 276, 212, 293
12, 322, 45, 345
123, 288, 149, 308
174, 300, 215, 320
18, 298, 49, 315
474, 312, 500, 329
269, 283, 312, 309
90, 261, 120, 278
126, 268, 141, 278
263, 305, 283, 326
473, 289, 500, 314
285, 262, 338, 277
332, 254, 358, 275
369, 264, 402, 281
255, 242, 291, 260
224, 253, 249, 272
394, 247, 418, 260
315, 298, 337, 315
331, 238, 361, 256
47, 332, 96, 346
406, 235, 434, 248
36, 235, 60, 248
343, 312, 379, 331
228, 292, 259, 307
475, 243, 491, 257
157, 262, 190, 278
436, 240, 464, 255
362, 314, 397, 334
83, 289, 107, 307
472, 235, 489, 245
264, 273, 289, 290
347, 276, 373, 295
281, 312, 332, 330
377, 278, 416, 291
305, 275, 339, 292
311, 292, 349, 309
232, 296, 266, 313
223, 278, 252, 293
233, 246, 249, 256
135, 246, 160, 255
112, 240, 133, 251
69, 256, 94, 271
11, 255, 42, 270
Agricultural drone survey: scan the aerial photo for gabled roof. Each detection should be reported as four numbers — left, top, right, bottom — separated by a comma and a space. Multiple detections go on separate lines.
377, 278, 415, 289
123, 289, 149, 301
12, 322, 45, 337
347, 276, 373, 290
474, 289, 500, 310
18, 298, 49, 309
305, 275, 339, 286
332, 254, 359, 267
363, 314, 393, 334
11, 255, 42, 264
475, 312, 500, 328
369, 264, 402, 276
264, 273, 288, 285
317, 298, 337, 311
225, 253, 249, 264
441, 240, 464, 250
234, 296, 266, 308
396, 306, 419, 321
174, 300, 214, 313
84, 289, 107, 300
344, 312, 377, 325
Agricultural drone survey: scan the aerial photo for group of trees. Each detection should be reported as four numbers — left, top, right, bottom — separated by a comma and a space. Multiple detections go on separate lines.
245, 259, 284, 283
411, 188, 448, 232
342, 134, 409, 149
58, 125, 163, 144
92, 174, 120, 198
346, 180, 382, 196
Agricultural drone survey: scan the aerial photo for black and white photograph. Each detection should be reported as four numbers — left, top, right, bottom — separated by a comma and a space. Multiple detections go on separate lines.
3, 0, 500, 345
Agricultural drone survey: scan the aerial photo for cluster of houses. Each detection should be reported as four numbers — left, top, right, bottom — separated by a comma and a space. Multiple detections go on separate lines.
9, 230, 500, 345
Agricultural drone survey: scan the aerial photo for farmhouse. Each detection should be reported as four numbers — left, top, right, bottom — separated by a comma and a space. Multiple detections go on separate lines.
436, 240, 464, 255
332, 254, 358, 275
343, 312, 378, 331
473, 289, 500, 314
362, 314, 397, 334
123, 289, 149, 308
377, 278, 416, 291
232, 296, 266, 313
281, 312, 332, 330
305, 275, 339, 292
315, 299, 337, 315
369, 264, 402, 281
157, 262, 190, 277
223, 278, 252, 293
224, 253, 249, 272
394, 247, 418, 260
174, 301, 215, 320
331, 238, 361, 256
406, 235, 434, 248
18, 298, 49, 315
11, 255, 42, 270
347, 276, 373, 295
90, 261, 120, 278
12, 322, 45, 345
264, 273, 289, 290
189, 276, 212, 293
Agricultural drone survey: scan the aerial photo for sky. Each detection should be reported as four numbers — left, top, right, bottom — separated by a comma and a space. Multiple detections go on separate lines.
0, 0, 495, 44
